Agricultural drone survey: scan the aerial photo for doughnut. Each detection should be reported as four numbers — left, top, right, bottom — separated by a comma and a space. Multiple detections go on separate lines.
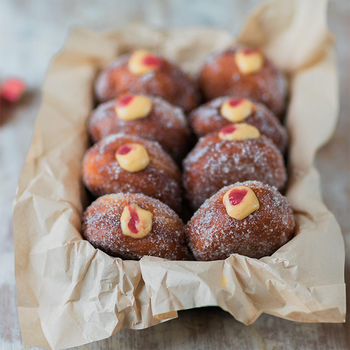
183, 124, 287, 210
82, 133, 182, 213
88, 94, 191, 162
189, 96, 288, 154
198, 46, 287, 119
95, 49, 199, 113
186, 181, 295, 260
82, 193, 189, 260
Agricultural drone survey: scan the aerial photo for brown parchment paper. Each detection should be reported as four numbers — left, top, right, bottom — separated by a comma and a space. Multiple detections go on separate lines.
13, 0, 345, 349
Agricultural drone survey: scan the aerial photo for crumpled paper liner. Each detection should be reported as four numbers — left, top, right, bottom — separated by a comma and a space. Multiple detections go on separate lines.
13, 0, 345, 349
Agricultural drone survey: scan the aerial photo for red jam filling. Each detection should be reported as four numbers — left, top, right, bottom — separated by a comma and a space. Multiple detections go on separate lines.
127, 205, 139, 234
242, 48, 259, 55
228, 98, 244, 107
228, 188, 248, 206
117, 144, 133, 155
142, 55, 162, 67
220, 125, 237, 135
117, 95, 134, 107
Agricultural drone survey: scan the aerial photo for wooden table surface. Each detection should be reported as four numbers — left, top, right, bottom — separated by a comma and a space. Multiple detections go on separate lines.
0, 0, 349, 349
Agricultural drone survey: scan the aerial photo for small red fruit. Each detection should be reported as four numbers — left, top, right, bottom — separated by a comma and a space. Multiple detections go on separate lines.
0, 78, 26, 103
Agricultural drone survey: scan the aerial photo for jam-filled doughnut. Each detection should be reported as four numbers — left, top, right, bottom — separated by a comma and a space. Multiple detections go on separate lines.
186, 181, 295, 260
198, 46, 287, 118
183, 124, 287, 210
95, 49, 199, 113
190, 96, 288, 154
82, 193, 189, 260
88, 94, 190, 162
83, 133, 182, 213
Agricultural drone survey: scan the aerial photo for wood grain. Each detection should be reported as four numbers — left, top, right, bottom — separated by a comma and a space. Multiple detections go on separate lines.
0, 0, 349, 349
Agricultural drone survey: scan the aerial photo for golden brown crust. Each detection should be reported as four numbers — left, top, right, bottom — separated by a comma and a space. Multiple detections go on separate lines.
186, 181, 295, 260
183, 132, 287, 210
82, 134, 182, 213
95, 53, 200, 113
189, 96, 288, 154
82, 193, 189, 260
88, 95, 191, 162
198, 47, 287, 119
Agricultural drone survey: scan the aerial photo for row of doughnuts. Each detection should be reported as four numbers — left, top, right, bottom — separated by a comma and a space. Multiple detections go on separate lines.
95, 47, 287, 117
82, 47, 295, 261
83, 181, 294, 261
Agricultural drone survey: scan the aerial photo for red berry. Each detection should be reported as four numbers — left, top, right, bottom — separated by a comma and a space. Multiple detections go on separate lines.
0, 78, 26, 103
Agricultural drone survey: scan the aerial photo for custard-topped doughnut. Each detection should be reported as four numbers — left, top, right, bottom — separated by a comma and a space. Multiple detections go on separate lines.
198, 46, 287, 118
222, 185, 260, 220
83, 133, 182, 213
183, 128, 287, 210
189, 96, 288, 153
234, 48, 264, 74
218, 123, 261, 141
115, 94, 153, 121
116, 143, 150, 172
128, 50, 163, 75
82, 193, 189, 260
120, 203, 153, 238
88, 95, 190, 162
95, 50, 199, 113
220, 97, 255, 123
186, 181, 295, 260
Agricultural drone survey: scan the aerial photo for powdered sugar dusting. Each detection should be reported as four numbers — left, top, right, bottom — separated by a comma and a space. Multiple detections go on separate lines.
82, 193, 188, 260
189, 96, 288, 153
186, 181, 295, 261
95, 54, 130, 101
183, 134, 287, 210
88, 95, 190, 160
199, 46, 288, 117
94, 52, 199, 112
82, 133, 182, 213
